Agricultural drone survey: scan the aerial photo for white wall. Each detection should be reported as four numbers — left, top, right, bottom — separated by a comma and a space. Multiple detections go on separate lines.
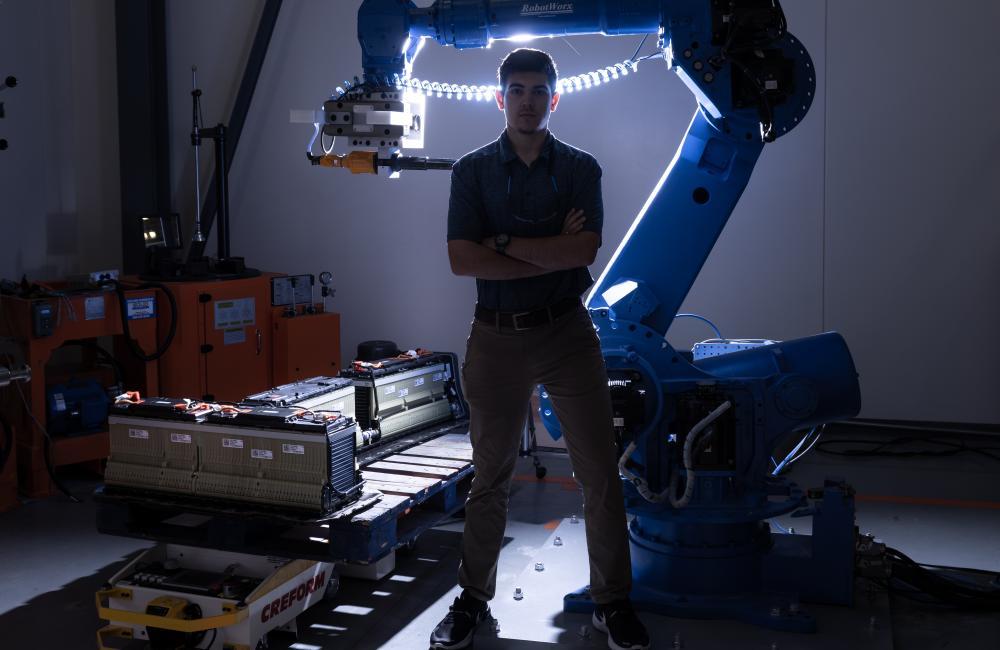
824, 0, 1000, 422
0, 0, 120, 281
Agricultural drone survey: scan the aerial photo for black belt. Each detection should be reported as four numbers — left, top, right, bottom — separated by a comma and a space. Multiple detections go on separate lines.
474, 297, 581, 330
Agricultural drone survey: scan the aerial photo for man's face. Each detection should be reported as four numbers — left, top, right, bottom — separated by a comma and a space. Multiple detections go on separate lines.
495, 71, 560, 135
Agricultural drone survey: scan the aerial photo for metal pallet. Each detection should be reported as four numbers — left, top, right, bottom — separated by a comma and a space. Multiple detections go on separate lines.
94, 425, 474, 564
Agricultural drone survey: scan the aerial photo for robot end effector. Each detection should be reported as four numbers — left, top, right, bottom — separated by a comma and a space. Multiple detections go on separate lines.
300, 36, 454, 175
293, 0, 437, 174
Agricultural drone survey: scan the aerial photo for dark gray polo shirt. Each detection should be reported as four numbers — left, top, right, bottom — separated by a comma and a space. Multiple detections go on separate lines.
447, 130, 603, 312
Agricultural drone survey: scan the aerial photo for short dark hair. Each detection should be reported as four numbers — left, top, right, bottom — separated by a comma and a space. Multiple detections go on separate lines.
497, 48, 559, 92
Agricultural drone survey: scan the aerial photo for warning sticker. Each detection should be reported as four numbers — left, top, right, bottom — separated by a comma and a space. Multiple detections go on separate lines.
252, 449, 274, 460
282, 444, 305, 455
129, 428, 149, 439
170, 433, 192, 444
214, 297, 256, 329
126, 296, 157, 320
384, 385, 396, 395
223, 328, 246, 345
223, 438, 245, 449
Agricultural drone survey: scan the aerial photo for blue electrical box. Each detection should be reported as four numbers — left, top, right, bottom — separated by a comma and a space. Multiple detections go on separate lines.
32, 301, 54, 337
46, 379, 111, 436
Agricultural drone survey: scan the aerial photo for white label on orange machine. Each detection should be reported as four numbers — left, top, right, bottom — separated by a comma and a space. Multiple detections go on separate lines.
223, 327, 246, 345
223, 438, 245, 449
252, 449, 274, 460
129, 428, 149, 439
85, 295, 105, 320
126, 296, 157, 320
214, 297, 256, 329
170, 433, 192, 444
282, 444, 305, 455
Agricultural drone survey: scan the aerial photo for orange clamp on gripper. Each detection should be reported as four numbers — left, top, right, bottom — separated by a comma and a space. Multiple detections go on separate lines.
318, 151, 378, 175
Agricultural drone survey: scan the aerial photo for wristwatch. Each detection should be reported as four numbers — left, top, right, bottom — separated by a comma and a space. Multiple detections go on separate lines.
493, 233, 510, 255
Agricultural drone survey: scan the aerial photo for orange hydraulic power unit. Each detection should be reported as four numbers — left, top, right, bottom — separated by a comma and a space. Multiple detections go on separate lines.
137, 273, 340, 403
272, 310, 341, 386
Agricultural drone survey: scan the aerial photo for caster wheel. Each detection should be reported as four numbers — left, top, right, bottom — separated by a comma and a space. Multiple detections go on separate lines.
323, 571, 341, 601
535, 466, 547, 479
399, 536, 419, 554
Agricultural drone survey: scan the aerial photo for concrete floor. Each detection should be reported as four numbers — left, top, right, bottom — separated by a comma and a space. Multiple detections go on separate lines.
0, 431, 998, 649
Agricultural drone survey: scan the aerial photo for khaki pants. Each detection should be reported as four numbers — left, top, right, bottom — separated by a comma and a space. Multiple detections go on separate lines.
458, 302, 632, 604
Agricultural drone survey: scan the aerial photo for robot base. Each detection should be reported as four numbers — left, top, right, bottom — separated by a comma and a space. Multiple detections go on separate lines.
565, 479, 857, 634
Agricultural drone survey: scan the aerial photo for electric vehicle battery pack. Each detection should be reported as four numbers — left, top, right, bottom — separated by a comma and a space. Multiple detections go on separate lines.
242, 376, 356, 419
107, 399, 361, 513
106, 398, 215, 495
201, 407, 361, 513
339, 353, 457, 448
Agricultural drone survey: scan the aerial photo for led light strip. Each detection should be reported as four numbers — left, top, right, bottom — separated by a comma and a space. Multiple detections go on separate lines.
391, 57, 647, 101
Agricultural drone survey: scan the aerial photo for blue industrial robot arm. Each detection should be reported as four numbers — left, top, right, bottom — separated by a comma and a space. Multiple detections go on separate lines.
359, 0, 807, 140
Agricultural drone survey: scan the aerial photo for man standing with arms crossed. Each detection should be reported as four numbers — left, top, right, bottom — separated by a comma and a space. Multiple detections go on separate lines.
430, 48, 650, 650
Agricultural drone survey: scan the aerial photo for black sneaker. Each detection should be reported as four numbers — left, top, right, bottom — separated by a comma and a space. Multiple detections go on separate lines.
429, 593, 491, 649
592, 599, 650, 650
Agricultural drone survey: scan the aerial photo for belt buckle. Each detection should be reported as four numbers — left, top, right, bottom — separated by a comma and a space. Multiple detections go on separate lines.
511, 310, 533, 331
